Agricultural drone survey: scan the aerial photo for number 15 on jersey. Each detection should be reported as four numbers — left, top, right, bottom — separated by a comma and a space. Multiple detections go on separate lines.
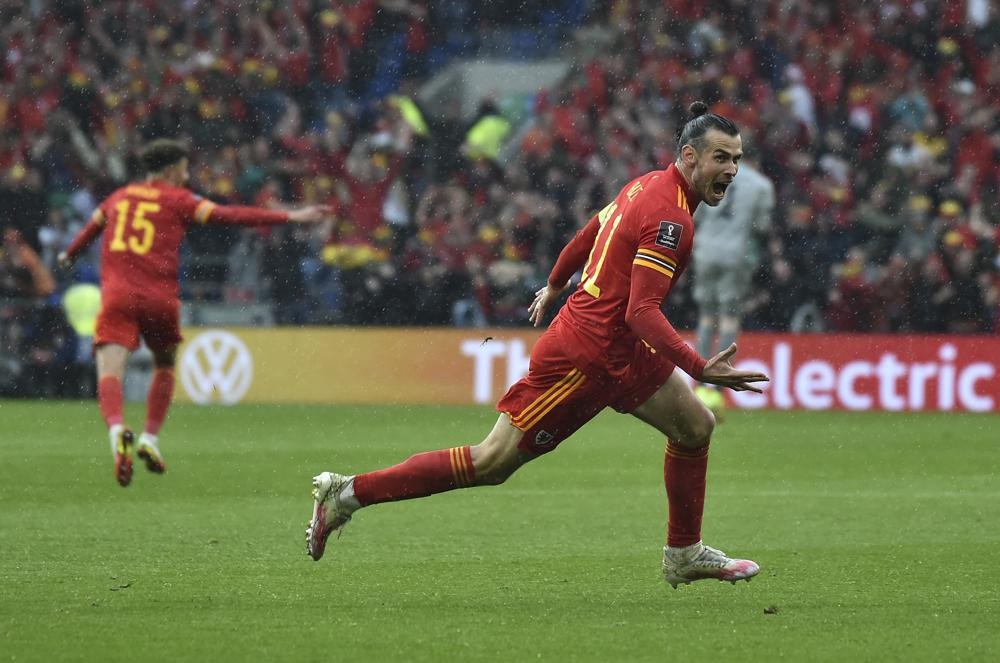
110, 200, 160, 255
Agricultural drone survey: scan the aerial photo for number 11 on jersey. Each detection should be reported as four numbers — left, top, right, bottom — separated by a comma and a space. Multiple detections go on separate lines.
581, 201, 622, 298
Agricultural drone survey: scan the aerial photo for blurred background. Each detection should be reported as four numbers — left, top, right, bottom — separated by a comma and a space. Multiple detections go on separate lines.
1, 0, 998, 401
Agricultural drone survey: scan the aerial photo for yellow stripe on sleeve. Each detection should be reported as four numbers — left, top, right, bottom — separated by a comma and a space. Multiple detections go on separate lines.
636, 248, 677, 267
193, 200, 216, 223
633, 257, 675, 278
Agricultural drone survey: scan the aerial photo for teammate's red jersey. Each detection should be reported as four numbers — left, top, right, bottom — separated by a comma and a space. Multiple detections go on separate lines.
547, 164, 706, 379
64, 180, 289, 301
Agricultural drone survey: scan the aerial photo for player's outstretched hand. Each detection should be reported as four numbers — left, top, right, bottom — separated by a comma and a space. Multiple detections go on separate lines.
288, 205, 334, 223
700, 343, 769, 393
56, 251, 74, 270
528, 283, 567, 327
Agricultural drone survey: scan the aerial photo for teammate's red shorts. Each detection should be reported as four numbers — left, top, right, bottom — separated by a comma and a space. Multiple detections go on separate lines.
94, 293, 182, 353
496, 321, 675, 456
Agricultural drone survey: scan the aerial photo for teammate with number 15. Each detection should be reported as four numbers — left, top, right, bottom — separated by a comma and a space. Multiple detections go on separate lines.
59, 139, 329, 487
305, 102, 769, 588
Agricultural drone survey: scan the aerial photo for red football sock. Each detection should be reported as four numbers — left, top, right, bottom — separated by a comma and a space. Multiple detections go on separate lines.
144, 368, 175, 435
353, 446, 476, 506
664, 439, 709, 548
98, 375, 124, 428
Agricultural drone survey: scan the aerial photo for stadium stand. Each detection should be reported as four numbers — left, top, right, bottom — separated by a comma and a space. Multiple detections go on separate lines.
1, 0, 998, 397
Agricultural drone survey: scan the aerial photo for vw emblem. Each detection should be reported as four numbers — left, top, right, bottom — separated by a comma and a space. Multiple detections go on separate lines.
179, 330, 253, 405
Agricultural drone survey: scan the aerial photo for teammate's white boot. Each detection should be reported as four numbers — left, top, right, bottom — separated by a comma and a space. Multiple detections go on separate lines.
109, 424, 134, 487
136, 433, 166, 474
306, 472, 358, 561
662, 541, 759, 588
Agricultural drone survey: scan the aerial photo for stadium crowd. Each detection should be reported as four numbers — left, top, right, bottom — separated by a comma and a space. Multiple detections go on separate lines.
2, 0, 999, 397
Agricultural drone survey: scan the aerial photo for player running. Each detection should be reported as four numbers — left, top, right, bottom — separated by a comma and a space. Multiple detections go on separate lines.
60, 139, 328, 487
305, 102, 769, 588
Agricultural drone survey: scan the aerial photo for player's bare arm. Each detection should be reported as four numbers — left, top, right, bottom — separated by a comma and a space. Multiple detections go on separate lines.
699, 342, 769, 393
287, 204, 334, 223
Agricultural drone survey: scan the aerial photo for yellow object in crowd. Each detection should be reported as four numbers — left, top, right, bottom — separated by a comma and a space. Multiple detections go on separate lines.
465, 115, 512, 161
62, 283, 101, 337
388, 95, 429, 137
322, 243, 389, 269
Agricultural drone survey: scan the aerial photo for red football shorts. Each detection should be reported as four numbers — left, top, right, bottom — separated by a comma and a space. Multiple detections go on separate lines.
95, 294, 182, 353
496, 323, 675, 455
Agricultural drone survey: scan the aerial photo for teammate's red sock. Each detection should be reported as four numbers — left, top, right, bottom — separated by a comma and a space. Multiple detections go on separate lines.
664, 439, 709, 548
144, 368, 175, 435
98, 376, 124, 428
353, 446, 476, 506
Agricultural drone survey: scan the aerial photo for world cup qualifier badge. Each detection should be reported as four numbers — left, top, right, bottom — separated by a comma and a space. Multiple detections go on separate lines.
655, 221, 683, 250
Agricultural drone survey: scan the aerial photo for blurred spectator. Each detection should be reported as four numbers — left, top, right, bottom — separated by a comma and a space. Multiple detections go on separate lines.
825, 247, 884, 332
1, 227, 55, 299
0, 226, 59, 396
17, 301, 78, 398
941, 244, 989, 333
261, 226, 311, 325
61, 281, 101, 397
909, 255, 954, 332
462, 100, 512, 162
895, 195, 939, 264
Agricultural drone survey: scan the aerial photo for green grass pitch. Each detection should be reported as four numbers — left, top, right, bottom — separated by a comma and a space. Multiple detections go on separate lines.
1, 400, 998, 661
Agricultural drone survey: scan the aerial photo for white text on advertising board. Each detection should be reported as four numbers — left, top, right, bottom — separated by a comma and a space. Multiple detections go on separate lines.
731, 342, 994, 412
461, 338, 530, 403
462, 337, 995, 412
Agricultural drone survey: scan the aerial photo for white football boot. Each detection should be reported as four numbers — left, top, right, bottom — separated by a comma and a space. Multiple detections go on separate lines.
306, 472, 357, 561
136, 433, 166, 474
662, 541, 759, 588
109, 424, 134, 487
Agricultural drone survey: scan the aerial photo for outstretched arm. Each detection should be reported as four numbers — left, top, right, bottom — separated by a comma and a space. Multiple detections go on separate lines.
194, 200, 331, 225
527, 215, 600, 326
58, 209, 105, 268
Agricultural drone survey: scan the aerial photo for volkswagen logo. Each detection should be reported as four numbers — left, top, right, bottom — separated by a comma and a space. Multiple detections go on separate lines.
179, 330, 253, 405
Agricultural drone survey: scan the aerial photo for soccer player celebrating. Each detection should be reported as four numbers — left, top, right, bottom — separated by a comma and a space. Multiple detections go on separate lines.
305, 103, 769, 588
59, 139, 329, 487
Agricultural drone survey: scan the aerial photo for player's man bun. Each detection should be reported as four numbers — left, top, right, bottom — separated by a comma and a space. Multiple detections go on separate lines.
677, 101, 739, 153
688, 101, 710, 118
140, 139, 189, 173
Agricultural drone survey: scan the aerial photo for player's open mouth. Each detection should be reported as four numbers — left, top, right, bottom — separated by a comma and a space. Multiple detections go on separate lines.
712, 182, 729, 197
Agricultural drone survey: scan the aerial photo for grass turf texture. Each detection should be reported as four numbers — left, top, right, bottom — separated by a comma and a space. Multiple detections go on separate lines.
1, 401, 998, 662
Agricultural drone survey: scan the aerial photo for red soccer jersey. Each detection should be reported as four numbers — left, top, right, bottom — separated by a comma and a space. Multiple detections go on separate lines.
547, 164, 706, 379
66, 180, 289, 301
